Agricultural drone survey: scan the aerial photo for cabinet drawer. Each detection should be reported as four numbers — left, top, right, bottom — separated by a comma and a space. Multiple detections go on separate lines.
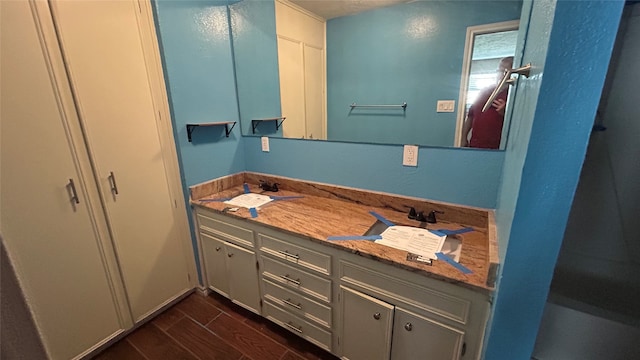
259, 233, 331, 275
262, 257, 331, 303
197, 212, 254, 248
263, 279, 332, 328
263, 300, 332, 351
340, 261, 470, 325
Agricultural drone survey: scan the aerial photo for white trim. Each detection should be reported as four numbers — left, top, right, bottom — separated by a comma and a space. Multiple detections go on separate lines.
454, 20, 520, 147
135, 0, 199, 287
276, 0, 326, 22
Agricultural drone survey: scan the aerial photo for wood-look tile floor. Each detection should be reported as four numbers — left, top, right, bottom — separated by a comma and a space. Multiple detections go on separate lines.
93, 292, 339, 360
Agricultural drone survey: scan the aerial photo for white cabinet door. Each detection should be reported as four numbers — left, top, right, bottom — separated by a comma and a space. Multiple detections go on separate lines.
49, 0, 192, 320
201, 233, 231, 297
201, 232, 260, 314
391, 307, 465, 360
226, 241, 261, 314
0, 2, 126, 358
340, 286, 393, 360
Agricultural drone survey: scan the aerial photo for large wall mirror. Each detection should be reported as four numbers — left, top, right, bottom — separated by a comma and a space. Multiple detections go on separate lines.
228, 0, 523, 149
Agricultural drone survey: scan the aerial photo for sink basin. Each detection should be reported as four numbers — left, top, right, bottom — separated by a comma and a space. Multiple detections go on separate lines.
364, 220, 462, 262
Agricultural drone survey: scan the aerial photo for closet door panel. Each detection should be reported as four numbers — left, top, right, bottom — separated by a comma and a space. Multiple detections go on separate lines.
0, 2, 124, 358
49, 0, 191, 320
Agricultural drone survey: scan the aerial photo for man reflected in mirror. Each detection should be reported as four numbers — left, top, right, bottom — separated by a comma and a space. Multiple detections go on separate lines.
461, 56, 514, 149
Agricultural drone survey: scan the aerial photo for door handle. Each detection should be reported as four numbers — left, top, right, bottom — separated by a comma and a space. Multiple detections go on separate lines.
68, 178, 80, 204
108, 171, 119, 195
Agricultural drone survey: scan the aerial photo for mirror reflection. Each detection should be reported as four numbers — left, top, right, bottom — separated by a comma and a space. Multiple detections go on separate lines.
229, 0, 523, 149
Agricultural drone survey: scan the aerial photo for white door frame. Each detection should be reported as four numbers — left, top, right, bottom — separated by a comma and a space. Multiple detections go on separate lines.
454, 20, 520, 147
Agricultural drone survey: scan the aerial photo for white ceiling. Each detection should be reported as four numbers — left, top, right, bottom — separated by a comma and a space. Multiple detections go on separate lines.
289, 0, 412, 19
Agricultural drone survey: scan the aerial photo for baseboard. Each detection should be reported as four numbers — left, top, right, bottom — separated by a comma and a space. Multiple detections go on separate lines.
196, 286, 210, 296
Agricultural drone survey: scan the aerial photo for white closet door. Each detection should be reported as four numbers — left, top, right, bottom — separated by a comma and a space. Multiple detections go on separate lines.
49, 0, 191, 320
278, 36, 306, 138
303, 44, 325, 140
0, 2, 124, 359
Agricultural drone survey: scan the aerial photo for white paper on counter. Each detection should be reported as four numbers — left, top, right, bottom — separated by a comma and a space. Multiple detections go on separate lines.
375, 226, 446, 259
224, 193, 273, 209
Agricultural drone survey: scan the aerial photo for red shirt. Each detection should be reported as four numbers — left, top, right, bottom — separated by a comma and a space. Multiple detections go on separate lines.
467, 86, 507, 149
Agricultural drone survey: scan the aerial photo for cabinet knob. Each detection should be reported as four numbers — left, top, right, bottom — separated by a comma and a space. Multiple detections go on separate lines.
227, 253, 234, 257
215, 247, 221, 252
373, 312, 381, 320
404, 323, 413, 331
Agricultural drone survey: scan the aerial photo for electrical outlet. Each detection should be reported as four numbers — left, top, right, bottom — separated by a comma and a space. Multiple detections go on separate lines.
437, 100, 455, 113
261, 136, 270, 152
403, 145, 418, 166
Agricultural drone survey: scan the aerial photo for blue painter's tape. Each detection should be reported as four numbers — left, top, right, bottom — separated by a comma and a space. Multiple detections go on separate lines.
369, 211, 395, 227
243, 183, 250, 194
429, 230, 448, 237
435, 227, 475, 236
327, 235, 382, 241
249, 208, 258, 218
270, 196, 305, 200
199, 198, 232, 202
436, 252, 472, 274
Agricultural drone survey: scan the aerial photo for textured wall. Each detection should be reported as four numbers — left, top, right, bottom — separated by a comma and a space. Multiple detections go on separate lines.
153, 0, 246, 188
1, 241, 48, 359
228, 0, 283, 136
243, 136, 504, 208
485, 0, 625, 358
326, 0, 522, 146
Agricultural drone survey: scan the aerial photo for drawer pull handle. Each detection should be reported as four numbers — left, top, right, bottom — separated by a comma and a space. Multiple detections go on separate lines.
228, 253, 234, 258
373, 312, 381, 320
278, 250, 300, 260
215, 247, 221, 252
282, 298, 302, 310
280, 274, 301, 286
284, 321, 303, 333
404, 322, 413, 331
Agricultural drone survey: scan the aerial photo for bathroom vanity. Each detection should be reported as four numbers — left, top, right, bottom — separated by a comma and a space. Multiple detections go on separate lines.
191, 172, 497, 360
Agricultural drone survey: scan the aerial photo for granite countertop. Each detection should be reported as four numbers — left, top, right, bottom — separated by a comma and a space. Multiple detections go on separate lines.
190, 173, 497, 294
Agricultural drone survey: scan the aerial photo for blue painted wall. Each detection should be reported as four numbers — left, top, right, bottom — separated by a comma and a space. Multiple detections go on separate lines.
243, 137, 504, 208
485, 0, 624, 358
228, 0, 283, 136
153, 0, 247, 280
153, 0, 246, 187
326, 1, 522, 146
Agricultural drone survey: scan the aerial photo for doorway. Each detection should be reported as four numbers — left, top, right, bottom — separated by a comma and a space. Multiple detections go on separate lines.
532, 3, 640, 359
455, 20, 519, 147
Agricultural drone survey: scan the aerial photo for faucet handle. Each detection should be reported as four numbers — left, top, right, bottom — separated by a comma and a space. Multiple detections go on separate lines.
408, 207, 417, 220
426, 210, 444, 224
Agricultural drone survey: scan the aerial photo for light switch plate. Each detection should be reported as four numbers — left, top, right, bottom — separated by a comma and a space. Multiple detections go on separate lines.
261, 136, 269, 152
403, 145, 418, 166
437, 100, 455, 113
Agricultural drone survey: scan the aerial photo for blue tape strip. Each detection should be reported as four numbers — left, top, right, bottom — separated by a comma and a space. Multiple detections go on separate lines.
243, 183, 250, 194
429, 230, 448, 237
270, 196, 305, 200
369, 211, 395, 227
327, 235, 382, 241
198, 198, 232, 202
249, 208, 258, 218
436, 252, 472, 274
435, 227, 475, 236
